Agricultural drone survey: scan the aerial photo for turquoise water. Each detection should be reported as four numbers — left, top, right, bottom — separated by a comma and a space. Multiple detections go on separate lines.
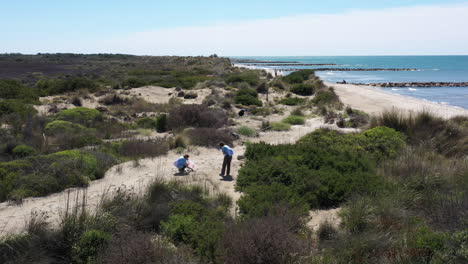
233, 56, 468, 109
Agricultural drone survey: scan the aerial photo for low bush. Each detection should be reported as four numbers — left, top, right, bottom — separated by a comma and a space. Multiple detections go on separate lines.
117, 138, 170, 158
220, 213, 310, 264
237, 128, 404, 215
0, 150, 117, 201
168, 104, 228, 130
234, 95, 263, 106
226, 72, 260, 86
155, 114, 168, 132
282, 115, 306, 125
250, 106, 271, 116
0, 79, 39, 103
45, 120, 101, 150
45, 120, 88, 135
236, 126, 256, 137
256, 82, 268, 94
187, 128, 234, 147
270, 122, 291, 131
56, 107, 103, 126
282, 69, 315, 84
73, 229, 111, 263
36, 77, 99, 95
290, 83, 314, 96
136, 117, 157, 129
12, 145, 37, 158
236, 87, 258, 98
312, 89, 341, 107
279, 97, 305, 106
373, 110, 468, 157
0, 99, 37, 119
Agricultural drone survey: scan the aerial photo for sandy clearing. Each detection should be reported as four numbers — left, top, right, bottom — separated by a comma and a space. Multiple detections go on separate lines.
330, 82, 468, 119
0, 114, 335, 235
126, 86, 214, 105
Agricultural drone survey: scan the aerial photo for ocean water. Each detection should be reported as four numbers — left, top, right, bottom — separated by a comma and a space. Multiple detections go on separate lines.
233, 56, 468, 109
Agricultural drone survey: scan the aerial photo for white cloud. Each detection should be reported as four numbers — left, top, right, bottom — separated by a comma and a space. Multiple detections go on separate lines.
6, 2, 468, 55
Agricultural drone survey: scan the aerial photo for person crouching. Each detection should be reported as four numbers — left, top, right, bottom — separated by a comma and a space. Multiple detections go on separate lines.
174, 155, 190, 173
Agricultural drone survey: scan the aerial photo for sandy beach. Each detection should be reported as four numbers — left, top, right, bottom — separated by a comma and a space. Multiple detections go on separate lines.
329, 82, 468, 119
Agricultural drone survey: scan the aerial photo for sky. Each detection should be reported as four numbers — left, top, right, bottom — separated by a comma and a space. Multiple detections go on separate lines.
2, 0, 468, 56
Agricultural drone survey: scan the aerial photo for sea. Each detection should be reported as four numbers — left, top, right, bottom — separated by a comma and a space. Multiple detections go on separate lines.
232, 56, 468, 109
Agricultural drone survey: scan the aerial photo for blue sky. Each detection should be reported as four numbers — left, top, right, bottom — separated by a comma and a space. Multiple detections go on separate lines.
2, 0, 468, 55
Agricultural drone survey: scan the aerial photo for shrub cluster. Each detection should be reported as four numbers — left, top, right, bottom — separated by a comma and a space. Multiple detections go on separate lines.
56, 107, 103, 126
187, 128, 234, 147
0, 150, 117, 201
373, 110, 468, 157
237, 127, 405, 217
35, 77, 99, 95
234, 88, 262, 106
168, 104, 228, 131
279, 97, 305, 106
282, 115, 306, 125
290, 83, 315, 96
226, 72, 260, 86
282, 69, 315, 84
0, 79, 39, 103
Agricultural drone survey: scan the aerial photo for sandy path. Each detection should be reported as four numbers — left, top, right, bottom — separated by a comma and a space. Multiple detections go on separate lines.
330, 83, 468, 118
0, 117, 330, 235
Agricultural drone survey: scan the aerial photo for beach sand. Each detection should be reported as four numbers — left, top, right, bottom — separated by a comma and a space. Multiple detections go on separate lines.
329, 82, 468, 118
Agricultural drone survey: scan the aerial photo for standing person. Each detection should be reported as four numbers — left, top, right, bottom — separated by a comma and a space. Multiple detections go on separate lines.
174, 155, 190, 173
219, 142, 234, 177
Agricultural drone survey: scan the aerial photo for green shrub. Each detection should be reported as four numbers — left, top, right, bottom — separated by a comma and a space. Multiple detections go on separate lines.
155, 114, 168, 132
136, 117, 157, 129
0, 79, 39, 103
279, 97, 305, 106
57, 107, 103, 126
12, 145, 36, 158
0, 99, 37, 118
238, 183, 309, 218
291, 83, 314, 96
226, 72, 260, 86
360, 126, 406, 160
256, 82, 268, 94
187, 128, 234, 147
45, 120, 88, 135
282, 115, 306, 125
45, 120, 100, 150
73, 230, 111, 263
36, 77, 99, 95
250, 106, 271, 116
234, 95, 263, 106
237, 129, 387, 213
282, 70, 315, 84
168, 104, 228, 130
312, 89, 340, 106
236, 126, 256, 137
0, 150, 116, 201
270, 122, 291, 131
236, 88, 258, 98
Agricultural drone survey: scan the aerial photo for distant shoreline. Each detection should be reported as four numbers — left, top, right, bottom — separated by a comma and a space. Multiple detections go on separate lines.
329, 82, 468, 118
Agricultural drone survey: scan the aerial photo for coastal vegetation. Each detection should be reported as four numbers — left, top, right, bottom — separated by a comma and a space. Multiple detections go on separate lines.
0, 54, 467, 264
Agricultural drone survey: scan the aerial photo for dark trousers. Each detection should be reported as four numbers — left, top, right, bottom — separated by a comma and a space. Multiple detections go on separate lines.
221, 155, 232, 176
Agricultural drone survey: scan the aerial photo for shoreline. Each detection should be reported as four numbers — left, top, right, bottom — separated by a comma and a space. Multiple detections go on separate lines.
328, 82, 468, 119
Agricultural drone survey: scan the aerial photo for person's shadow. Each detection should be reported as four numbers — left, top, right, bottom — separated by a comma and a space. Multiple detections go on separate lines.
220, 175, 234, 181
173, 171, 189, 176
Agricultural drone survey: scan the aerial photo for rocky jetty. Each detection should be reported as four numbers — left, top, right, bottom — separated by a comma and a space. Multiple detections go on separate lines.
243, 63, 338, 66
274, 68, 418, 72
348, 82, 468, 87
